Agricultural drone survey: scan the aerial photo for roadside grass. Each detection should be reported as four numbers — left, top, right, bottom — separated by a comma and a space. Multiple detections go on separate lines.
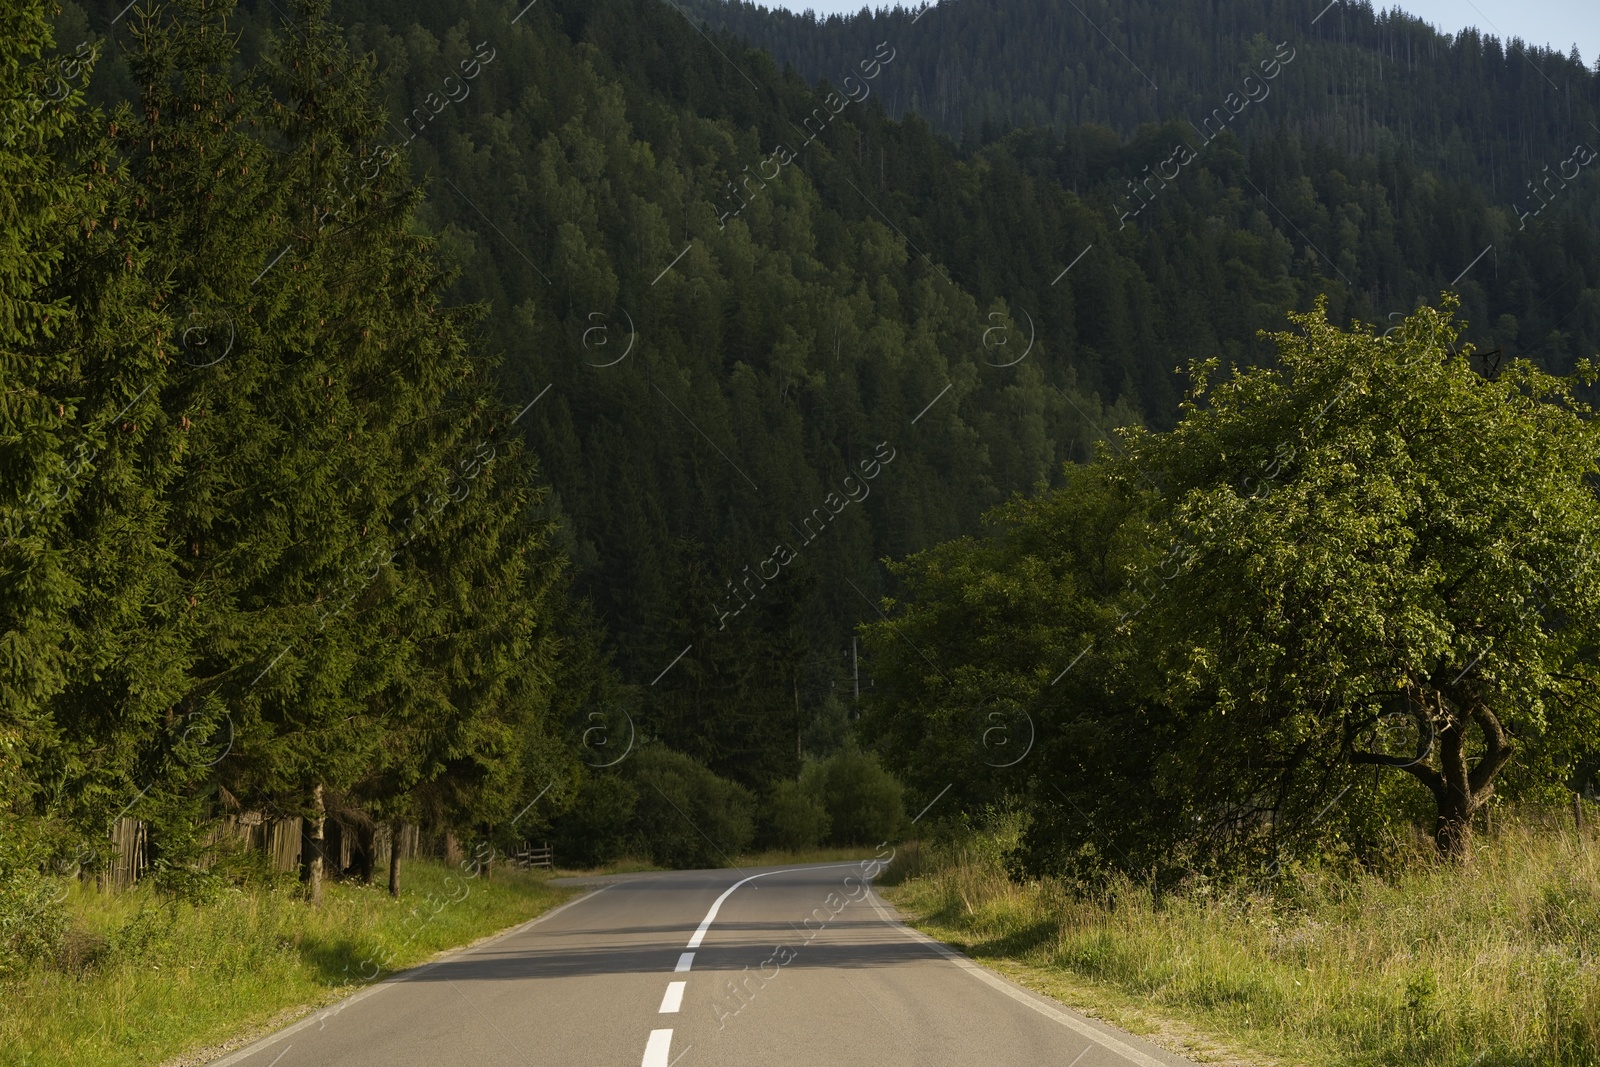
0, 860, 574, 1067
551, 854, 662, 877
881, 812, 1600, 1067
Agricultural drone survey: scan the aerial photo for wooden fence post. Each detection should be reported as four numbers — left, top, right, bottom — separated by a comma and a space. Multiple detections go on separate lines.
99, 817, 148, 892
388, 817, 404, 897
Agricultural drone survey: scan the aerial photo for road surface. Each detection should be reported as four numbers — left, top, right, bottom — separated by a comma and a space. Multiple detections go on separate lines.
212, 861, 1198, 1067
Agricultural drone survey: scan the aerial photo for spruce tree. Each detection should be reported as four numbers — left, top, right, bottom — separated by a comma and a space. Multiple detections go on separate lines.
259, 0, 568, 885
118, 0, 382, 898
1, 1, 178, 913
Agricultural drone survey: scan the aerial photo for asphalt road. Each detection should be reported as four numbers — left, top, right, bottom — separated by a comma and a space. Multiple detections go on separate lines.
212, 861, 1198, 1067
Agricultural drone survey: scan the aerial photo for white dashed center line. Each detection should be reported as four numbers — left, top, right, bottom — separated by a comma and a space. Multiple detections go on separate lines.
642, 1028, 673, 1066
658, 981, 686, 1013
632, 865, 870, 1066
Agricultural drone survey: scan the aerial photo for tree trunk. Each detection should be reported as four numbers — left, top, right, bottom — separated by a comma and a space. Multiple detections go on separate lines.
1352, 693, 1512, 862
356, 821, 376, 884
301, 782, 326, 905
388, 818, 403, 897
1433, 721, 1474, 858
443, 828, 461, 867
1433, 796, 1473, 858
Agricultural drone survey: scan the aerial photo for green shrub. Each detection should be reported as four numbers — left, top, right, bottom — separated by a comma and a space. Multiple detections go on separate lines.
810, 747, 909, 846
551, 771, 638, 868
627, 746, 754, 868
761, 776, 831, 850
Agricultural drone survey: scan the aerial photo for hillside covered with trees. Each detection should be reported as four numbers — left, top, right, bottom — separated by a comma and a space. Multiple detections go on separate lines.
4, 1, 1600, 1063
3, 0, 1599, 999
687, 0, 1600, 199
191, 0, 1600, 790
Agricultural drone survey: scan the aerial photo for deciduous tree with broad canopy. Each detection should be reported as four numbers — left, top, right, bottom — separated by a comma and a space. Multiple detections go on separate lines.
1127, 298, 1600, 859
863, 299, 1600, 873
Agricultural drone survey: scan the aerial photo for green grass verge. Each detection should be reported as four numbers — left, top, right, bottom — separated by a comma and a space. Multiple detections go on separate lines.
882, 816, 1600, 1067
0, 861, 575, 1067
550, 855, 663, 877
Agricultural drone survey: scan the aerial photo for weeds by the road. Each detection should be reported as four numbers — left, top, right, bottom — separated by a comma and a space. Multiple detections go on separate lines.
883, 810, 1600, 1067
0, 861, 572, 1067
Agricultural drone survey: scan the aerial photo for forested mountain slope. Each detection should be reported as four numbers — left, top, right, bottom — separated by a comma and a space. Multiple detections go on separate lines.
686, 0, 1600, 199
53, 0, 1600, 792
6, 7, 1598, 1054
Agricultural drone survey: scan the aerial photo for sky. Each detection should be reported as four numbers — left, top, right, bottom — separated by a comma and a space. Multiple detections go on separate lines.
1392, 0, 1598, 63
758, 0, 1600, 68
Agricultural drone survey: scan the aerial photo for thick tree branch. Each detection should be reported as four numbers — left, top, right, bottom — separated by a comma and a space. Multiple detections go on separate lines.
1467, 703, 1514, 797
1439, 716, 1470, 804
1351, 747, 1446, 798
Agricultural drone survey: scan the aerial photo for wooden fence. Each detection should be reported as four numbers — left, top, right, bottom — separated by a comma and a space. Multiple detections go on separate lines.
515, 841, 554, 869
93, 813, 431, 890
99, 817, 148, 891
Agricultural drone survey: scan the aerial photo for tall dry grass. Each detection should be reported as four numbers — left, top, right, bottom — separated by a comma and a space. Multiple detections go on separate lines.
885, 810, 1600, 1067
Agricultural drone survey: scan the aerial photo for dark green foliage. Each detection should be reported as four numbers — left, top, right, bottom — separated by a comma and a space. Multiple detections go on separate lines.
54, 0, 1600, 826
760, 776, 831, 850
6, 0, 1596, 954
271, 0, 1600, 811
687, 0, 1600, 196
295, 0, 1129, 790
1, 0, 179, 918
859, 461, 1166, 875
550, 770, 639, 868
1118, 301, 1600, 861
624, 746, 756, 868
0, 0, 573, 927
805, 747, 909, 846
865, 303, 1600, 880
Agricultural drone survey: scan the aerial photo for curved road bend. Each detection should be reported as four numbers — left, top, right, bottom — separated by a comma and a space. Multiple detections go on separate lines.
212, 862, 1199, 1067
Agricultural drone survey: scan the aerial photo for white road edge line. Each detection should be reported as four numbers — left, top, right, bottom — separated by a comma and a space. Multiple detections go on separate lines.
674, 951, 695, 972
863, 889, 1176, 1067
658, 980, 686, 1013
684, 862, 866, 949
642, 1028, 674, 1067
207, 884, 617, 1066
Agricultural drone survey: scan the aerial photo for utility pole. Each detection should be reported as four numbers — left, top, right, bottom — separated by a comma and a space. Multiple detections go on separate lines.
852, 636, 859, 710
